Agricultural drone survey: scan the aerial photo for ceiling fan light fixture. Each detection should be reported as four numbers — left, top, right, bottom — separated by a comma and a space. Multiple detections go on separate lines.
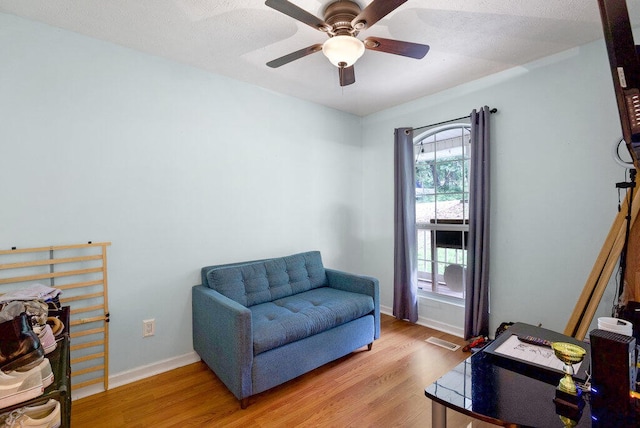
322, 35, 365, 68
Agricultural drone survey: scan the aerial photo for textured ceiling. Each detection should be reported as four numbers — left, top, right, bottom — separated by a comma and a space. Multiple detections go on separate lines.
1, 0, 639, 116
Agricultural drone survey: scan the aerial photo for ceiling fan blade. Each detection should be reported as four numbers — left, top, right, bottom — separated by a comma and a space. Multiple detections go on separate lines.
339, 65, 355, 87
265, 0, 330, 32
351, 0, 407, 31
364, 37, 429, 59
267, 44, 323, 68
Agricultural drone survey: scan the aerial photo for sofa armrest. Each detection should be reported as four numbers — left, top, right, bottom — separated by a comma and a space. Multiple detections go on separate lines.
192, 284, 253, 400
325, 269, 380, 339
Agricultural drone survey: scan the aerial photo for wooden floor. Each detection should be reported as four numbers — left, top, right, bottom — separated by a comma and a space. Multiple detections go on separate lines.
72, 315, 498, 427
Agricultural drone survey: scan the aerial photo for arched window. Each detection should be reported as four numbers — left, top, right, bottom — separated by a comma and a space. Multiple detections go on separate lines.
414, 123, 470, 300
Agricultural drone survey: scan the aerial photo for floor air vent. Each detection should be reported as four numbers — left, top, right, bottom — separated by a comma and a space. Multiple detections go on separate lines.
426, 337, 460, 351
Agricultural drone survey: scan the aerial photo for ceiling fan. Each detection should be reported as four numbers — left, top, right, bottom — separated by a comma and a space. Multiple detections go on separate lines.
265, 0, 429, 86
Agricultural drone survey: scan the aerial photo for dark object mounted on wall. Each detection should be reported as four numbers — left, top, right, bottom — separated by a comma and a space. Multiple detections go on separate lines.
598, 0, 640, 167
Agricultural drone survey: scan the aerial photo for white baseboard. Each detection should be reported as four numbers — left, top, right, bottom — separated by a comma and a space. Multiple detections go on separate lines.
380, 305, 393, 318
380, 305, 464, 338
71, 351, 201, 401
417, 317, 463, 338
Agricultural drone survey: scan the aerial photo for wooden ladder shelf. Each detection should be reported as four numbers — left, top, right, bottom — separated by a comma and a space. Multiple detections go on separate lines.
564, 191, 640, 340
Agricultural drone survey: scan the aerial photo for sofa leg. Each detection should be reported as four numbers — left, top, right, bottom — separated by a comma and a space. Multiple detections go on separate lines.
240, 398, 249, 409
367, 342, 373, 351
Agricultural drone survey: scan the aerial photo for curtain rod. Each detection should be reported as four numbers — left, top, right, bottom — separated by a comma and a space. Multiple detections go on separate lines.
413, 108, 498, 132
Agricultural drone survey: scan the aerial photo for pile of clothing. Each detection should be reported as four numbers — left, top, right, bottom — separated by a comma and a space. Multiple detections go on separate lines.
0, 284, 65, 427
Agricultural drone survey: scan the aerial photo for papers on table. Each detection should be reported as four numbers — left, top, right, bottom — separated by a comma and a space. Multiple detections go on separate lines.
493, 334, 582, 373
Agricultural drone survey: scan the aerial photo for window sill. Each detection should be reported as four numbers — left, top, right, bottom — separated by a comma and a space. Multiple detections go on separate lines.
417, 288, 465, 308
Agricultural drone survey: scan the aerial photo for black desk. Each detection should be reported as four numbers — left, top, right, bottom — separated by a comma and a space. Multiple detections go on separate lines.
425, 323, 639, 427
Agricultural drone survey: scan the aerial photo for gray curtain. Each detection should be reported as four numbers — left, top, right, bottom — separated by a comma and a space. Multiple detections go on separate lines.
464, 106, 491, 339
393, 127, 418, 322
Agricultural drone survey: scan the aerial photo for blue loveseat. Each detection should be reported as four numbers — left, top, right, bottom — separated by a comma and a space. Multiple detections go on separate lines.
192, 251, 380, 408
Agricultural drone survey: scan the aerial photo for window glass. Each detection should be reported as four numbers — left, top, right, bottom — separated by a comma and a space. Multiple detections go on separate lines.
415, 124, 470, 300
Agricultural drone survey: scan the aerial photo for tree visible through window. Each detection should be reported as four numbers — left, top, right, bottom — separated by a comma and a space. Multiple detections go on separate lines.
414, 124, 470, 300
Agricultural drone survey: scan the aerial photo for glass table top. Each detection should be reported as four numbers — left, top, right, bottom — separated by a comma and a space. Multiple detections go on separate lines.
425, 323, 639, 427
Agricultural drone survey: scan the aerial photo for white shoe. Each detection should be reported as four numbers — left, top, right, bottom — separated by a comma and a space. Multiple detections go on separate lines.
9, 359, 53, 390
33, 326, 56, 356
0, 366, 43, 410
0, 398, 60, 427
38, 360, 53, 390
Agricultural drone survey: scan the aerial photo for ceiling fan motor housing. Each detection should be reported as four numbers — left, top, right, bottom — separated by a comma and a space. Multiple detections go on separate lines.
323, 1, 362, 36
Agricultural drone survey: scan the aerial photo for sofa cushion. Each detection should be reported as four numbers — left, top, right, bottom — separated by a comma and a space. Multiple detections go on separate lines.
250, 287, 374, 355
204, 251, 328, 307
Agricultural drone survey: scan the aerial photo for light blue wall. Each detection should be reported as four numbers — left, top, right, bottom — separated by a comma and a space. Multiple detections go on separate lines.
362, 41, 627, 335
0, 10, 630, 385
0, 14, 364, 375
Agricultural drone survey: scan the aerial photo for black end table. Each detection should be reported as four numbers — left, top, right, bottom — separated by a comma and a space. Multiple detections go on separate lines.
425, 323, 639, 427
